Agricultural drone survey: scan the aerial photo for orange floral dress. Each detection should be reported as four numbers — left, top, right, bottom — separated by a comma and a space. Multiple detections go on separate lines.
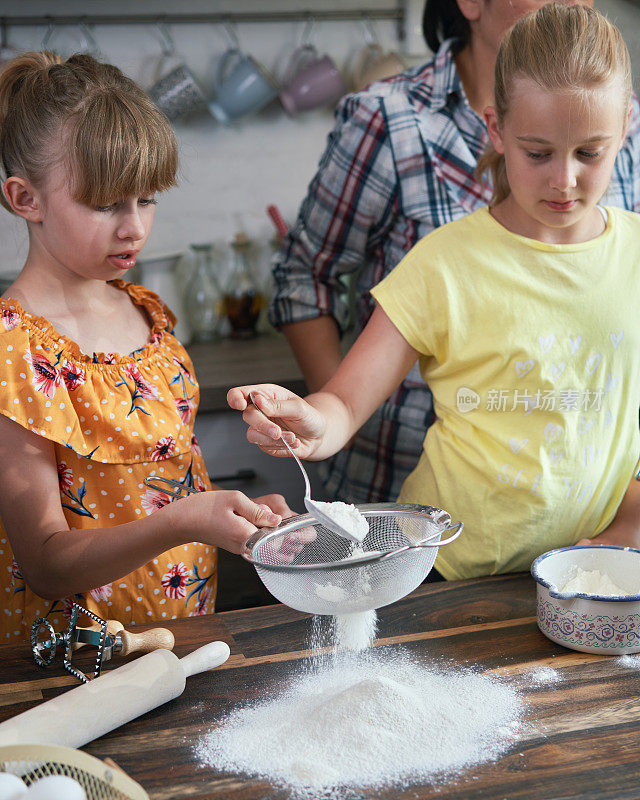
0, 281, 217, 642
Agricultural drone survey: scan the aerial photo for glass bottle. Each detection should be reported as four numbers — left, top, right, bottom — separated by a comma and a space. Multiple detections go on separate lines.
222, 233, 264, 338
184, 243, 220, 343
255, 234, 281, 335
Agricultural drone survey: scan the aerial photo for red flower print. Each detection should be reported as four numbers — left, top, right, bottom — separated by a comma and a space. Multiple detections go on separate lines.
196, 586, 212, 615
104, 353, 118, 364
61, 596, 75, 620
23, 353, 62, 399
196, 475, 207, 492
57, 461, 73, 491
1, 308, 20, 331
162, 562, 189, 600
151, 435, 176, 461
89, 583, 113, 602
190, 435, 202, 456
60, 359, 86, 390
122, 363, 160, 399
141, 488, 172, 514
150, 331, 162, 346
174, 396, 194, 425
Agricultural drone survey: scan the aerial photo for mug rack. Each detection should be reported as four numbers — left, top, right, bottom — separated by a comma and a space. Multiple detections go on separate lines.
0, 8, 404, 29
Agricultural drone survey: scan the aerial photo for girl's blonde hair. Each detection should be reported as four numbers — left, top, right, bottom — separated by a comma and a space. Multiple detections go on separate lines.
475, 3, 632, 206
0, 51, 178, 213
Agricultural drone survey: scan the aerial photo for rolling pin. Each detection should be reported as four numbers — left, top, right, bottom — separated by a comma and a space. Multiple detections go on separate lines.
0, 640, 230, 748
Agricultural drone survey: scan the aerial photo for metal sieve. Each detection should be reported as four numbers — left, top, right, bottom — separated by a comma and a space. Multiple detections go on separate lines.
242, 503, 463, 615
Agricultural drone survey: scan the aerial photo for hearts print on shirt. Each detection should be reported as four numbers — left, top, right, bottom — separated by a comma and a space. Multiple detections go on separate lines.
544, 423, 563, 444
610, 330, 623, 349
579, 416, 595, 435
548, 448, 565, 464
586, 353, 602, 375
605, 373, 621, 394
509, 437, 529, 454
583, 445, 599, 466
539, 334, 555, 353
568, 335, 582, 354
549, 362, 566, 382
515, 359, 535, 378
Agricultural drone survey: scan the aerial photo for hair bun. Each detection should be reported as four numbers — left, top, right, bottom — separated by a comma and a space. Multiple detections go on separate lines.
0, 51, 63, 126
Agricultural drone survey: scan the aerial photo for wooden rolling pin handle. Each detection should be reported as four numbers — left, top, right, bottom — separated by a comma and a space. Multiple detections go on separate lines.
107, 619, 125, 635
181, 640, 231, 677
118, 627, 175, 656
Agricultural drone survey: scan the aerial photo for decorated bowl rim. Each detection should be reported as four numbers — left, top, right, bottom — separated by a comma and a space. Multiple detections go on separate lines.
531, 545, 640, 602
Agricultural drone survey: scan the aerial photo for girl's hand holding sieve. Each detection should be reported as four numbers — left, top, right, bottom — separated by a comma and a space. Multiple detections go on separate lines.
168, 490, 284, 555
227, 384, 326, 459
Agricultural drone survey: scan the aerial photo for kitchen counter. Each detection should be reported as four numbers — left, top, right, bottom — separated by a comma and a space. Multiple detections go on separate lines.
2, 573, 640, 799
187, 334, 306, 413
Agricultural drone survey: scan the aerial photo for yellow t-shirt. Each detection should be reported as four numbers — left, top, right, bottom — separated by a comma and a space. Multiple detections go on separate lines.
0, 282, 217, 641
371, 206, 640, 579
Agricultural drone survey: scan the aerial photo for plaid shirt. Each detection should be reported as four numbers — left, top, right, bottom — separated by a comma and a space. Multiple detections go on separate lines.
269, 39, 640, 504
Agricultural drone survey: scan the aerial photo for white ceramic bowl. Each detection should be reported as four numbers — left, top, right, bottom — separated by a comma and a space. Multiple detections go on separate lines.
531, 545, 640, 655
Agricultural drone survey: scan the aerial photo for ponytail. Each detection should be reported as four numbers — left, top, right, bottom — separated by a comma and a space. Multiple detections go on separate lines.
474, 148, 509, 207
422, 0, 470, 54
0, 51, 63, 212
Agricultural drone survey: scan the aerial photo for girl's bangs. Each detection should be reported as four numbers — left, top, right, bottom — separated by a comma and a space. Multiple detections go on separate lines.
68, 94, 178, 207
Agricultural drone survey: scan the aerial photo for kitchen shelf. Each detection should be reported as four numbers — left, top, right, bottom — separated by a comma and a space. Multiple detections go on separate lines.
0, 8, 403, 27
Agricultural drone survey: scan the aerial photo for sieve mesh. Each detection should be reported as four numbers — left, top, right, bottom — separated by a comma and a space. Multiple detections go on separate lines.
244, 504, 461, 616
0, 745, 148, 800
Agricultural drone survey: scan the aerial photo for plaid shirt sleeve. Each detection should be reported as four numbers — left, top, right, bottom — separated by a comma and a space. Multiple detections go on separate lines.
603, 94, 640, 212
269, 92, 398, 333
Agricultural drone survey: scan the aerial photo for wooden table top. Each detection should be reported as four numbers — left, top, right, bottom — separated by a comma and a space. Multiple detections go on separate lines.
2, 573, 640, 799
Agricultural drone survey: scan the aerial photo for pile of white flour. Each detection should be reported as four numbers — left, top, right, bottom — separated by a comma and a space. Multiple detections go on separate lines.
559, 567, 630, 596
195, 651, 522, 796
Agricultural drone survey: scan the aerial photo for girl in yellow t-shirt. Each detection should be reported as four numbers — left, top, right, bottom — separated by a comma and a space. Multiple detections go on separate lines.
0, 52, 291, 641
228, 5, 640, 580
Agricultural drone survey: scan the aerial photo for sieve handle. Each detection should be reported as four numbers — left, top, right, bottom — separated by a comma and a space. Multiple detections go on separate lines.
381, 520, 464, 560
417, 519, 463, 548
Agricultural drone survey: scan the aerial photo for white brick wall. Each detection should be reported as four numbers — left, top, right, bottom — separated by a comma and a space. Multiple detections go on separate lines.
1, 0, 638, 282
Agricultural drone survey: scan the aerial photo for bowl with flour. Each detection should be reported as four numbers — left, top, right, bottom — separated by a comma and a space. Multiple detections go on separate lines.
531, 545, 640, 654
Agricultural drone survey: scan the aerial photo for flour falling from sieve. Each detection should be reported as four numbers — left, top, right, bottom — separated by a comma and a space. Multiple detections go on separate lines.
196, 650, 522, 797
333, 610, 377, 652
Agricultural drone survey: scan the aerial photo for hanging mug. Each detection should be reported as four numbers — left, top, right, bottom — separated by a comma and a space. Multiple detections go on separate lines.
208, 48, 279, 125
0, 21, 19, 69
41, 21, 102, 60
280, 43, 346, 115
351, 42, 405, 91
147, 23, 208, 121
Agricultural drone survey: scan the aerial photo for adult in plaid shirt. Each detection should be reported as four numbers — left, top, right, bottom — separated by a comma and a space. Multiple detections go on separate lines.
269, 0, 640, 505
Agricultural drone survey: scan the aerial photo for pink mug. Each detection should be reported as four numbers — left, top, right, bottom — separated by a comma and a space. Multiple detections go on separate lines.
280, 44, 347, 115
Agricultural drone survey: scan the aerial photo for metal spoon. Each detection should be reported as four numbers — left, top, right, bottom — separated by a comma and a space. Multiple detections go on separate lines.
246, 391, 367, 544
279, 436, 367, 545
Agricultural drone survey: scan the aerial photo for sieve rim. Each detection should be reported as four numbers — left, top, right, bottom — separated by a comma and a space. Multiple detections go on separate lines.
242, 502, 455, 572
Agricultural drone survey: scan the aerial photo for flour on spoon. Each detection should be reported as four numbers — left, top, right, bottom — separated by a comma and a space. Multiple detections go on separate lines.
311, 501, 369, 543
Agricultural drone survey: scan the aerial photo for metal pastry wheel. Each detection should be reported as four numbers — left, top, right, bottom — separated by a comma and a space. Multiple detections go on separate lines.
30, 603, 174, 682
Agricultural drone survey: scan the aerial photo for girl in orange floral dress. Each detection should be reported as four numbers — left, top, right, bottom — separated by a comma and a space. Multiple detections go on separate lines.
0, 51, 290, 641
